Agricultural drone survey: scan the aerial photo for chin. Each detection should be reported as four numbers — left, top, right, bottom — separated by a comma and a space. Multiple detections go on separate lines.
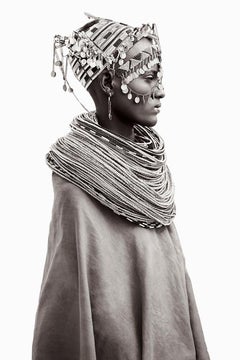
137, 114, 158, 127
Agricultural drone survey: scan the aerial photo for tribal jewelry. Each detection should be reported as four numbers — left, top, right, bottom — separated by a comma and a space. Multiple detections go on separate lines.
51, 13, 163, 110
116, 25, 164, 104
119, 69, 164, 104
46, 111, 176, 229
108, 92, 112, 120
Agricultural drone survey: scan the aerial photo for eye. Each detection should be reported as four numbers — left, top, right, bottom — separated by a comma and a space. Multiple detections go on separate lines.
143, 72, 158, 81
145, 75, 154, 80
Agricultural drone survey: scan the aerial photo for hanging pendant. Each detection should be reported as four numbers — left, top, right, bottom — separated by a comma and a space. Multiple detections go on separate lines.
134, 96, 140, 103
127, 93, 132, 100
108, 93, 112, 121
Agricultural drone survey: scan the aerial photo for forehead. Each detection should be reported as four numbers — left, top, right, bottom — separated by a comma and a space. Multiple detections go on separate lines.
115, 36, 162, 79
125, 37, 154, 62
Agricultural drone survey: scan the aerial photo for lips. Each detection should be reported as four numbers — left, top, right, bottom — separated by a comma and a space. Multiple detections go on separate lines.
151, 103, 161, 114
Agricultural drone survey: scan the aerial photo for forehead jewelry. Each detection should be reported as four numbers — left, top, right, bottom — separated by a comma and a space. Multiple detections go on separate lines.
116, 32, 164, 104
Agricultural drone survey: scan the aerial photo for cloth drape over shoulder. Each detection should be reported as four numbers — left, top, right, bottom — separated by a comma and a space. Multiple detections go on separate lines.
32, 173, 210, 360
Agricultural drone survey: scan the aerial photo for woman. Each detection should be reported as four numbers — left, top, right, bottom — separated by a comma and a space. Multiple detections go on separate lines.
32, 13, 210, 360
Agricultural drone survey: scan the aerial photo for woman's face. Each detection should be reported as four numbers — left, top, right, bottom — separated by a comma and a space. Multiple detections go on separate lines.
111, 37, 165, 127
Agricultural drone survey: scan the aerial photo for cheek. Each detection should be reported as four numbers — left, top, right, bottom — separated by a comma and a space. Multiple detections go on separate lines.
112, 88, 145, 119
128, 79, 152, 95
112, 91, 135, 113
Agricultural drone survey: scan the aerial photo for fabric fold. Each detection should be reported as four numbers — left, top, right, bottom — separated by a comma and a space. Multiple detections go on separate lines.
32, 173, 210, 360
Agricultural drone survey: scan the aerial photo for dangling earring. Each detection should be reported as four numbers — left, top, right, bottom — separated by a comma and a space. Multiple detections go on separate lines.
63, 54, 68, 91
108, 92, 112, 121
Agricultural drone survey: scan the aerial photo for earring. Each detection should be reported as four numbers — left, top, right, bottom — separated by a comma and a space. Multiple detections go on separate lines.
108, 92, 112, 121
63, 54, 68, 91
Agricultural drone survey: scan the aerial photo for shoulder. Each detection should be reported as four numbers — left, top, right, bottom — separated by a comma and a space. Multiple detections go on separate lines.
51, 172, 88, 209
50, 172, 107, 229
52, 172, 79, 197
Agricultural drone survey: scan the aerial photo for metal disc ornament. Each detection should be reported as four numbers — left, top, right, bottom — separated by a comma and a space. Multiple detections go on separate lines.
121, 84, 129, 94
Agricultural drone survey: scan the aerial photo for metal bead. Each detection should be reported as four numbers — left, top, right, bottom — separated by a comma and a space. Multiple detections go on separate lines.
63, 84, 67, 91
129, 73, 134, 81
126, 74, 133, 83
118, 59, 124, 65
55, 60, 62, 66
96, 59, 102, 67
121, 84, 128, 94
134, 96, 140, 103
127, 93, 132, 100
51, 71, 56, 77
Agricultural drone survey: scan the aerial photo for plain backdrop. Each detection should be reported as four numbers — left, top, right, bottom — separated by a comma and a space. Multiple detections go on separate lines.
1, 0, 239, 359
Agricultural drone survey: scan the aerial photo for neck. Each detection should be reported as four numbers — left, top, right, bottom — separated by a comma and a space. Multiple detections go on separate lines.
95, 109, 135, 141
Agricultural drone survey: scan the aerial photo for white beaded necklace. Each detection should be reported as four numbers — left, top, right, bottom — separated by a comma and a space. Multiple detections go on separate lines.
46, 111, 176, 229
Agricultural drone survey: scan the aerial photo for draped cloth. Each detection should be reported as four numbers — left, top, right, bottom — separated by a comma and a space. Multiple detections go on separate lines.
32, 172, 210, 360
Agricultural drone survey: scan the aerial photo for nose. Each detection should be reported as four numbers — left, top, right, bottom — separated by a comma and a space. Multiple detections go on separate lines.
152, 83, 165, 99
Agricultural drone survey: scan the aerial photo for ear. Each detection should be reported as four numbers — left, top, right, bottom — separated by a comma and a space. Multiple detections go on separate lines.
99, 69, 115, 95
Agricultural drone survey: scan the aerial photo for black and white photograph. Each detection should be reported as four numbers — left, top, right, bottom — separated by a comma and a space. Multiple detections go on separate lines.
1, 1, 239, 359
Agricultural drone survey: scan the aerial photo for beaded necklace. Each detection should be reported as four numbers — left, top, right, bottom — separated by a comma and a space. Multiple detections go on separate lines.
46, 111, 176, 229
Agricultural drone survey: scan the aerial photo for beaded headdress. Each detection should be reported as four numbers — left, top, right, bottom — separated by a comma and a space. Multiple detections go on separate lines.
51, 13, 163, 108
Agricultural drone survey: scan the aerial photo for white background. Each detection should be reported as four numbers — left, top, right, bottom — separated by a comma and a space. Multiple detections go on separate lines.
1, 0, 239, 359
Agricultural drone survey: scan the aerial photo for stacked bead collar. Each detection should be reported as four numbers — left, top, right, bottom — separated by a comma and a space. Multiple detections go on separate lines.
46, 111, 176, 229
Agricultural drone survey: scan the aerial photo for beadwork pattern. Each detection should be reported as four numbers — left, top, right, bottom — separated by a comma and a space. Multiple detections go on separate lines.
51, 13, 163, 108
46, 111, 176, 229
